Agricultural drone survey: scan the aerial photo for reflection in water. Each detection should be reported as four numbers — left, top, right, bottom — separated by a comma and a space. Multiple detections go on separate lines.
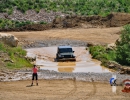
58, 62, 75, 72
58, 67, 74, 72
58, 62, 76, 66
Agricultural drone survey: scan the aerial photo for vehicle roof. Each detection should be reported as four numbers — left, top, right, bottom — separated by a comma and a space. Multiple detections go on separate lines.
58, 46, 72, 49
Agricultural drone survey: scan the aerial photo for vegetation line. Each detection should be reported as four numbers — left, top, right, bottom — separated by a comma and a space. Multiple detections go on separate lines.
0, 0, 130, 16
89, 24, 130, 67
0, 42, 32, 69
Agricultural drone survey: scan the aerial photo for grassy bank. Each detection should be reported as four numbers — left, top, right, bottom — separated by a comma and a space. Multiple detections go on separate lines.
89, 45, 116, 66
0, 42, 32, 69
89, 25, 130, 67
0, 0, 130, 16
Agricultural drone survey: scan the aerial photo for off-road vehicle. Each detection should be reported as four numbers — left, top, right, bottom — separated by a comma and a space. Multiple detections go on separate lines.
56, 46, 76, 61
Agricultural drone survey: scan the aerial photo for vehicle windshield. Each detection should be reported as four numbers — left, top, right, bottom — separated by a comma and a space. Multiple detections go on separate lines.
59, 48, 73, 53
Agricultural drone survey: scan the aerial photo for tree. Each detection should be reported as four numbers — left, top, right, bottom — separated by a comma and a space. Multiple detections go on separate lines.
116, 25, 130, 65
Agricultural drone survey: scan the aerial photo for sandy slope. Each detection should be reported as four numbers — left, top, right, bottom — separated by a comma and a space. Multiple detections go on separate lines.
8, 27, 121, 44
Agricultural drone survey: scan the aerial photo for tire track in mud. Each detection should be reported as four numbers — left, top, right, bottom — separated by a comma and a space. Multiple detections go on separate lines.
79, 79, 122, 100
62, 78, 77, 100
61, 78, 97, 100
82, 79, 97, 100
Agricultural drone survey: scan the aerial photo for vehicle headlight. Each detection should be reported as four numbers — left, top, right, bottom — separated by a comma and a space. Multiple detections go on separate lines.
59, 55, 64, 57
71, 55, 74, 57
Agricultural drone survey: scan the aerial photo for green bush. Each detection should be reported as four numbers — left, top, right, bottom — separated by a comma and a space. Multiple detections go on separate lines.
39, 21, 47, 25
89, 45, 116, 61
0, 19, 34, 29
90, 24, 130, 66
116, 25, 130, 65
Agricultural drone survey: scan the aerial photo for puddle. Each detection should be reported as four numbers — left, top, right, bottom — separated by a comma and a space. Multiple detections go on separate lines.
25, 47, 111, 73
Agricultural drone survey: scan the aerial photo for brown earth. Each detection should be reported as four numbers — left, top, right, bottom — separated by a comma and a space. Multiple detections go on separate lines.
52, 13, 130, 28
0, 79, 130, 100
8, 27, 121, 46
1, 13, 130, 31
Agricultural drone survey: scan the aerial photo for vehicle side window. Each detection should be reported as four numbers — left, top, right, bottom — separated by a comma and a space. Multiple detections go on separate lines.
58, 48, 59, 53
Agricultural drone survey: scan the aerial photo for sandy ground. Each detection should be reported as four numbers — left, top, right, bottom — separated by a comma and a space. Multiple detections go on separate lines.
0, 79, 130, 100
8, 27, 121, 44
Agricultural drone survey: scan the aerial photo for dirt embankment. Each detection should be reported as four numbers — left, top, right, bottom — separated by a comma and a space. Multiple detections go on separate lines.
52, 13, 130, 28
1, 13, 130, 31
8, 27, 121, 48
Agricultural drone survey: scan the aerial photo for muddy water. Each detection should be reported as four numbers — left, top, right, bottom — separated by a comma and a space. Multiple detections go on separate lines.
25, 47, 111, 73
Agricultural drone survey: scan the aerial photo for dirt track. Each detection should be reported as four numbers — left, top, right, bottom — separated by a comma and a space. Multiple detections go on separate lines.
26, 47, 111, 73
0, 79, 130, 100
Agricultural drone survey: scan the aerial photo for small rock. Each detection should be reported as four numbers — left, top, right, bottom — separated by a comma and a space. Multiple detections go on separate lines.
8, 77, 12, 79
108, 64, 115, 68
4, 59, 14, 63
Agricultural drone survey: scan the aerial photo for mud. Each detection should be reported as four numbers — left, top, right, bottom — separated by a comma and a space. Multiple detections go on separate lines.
2, 47, 130, 82
2, 46, 130, 83
1, 69, 130, 83
25, 47, 111, 73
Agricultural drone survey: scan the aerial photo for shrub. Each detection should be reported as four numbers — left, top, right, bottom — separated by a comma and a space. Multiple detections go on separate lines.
39, 21, 47, 24
0, 42, 32, 69
89, 45, 116, 61
0, 19, 34, 29
89, 24, 130, 66
116, 25, 130, 65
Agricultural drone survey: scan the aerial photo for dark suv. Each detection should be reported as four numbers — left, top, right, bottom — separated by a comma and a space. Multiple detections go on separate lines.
56, 46, 76, 61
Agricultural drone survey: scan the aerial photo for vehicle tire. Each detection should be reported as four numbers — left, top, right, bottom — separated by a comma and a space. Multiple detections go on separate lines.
54, 58, 57, 62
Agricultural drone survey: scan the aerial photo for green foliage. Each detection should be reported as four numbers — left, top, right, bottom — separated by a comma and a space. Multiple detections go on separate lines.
0, 42, 32, 69
6, 57, 31, 69
89, 45, 116, 61
90, 25, 130, 66
116, 25, 130, 65
0, 19, 33, 29
39, 21, 47, 25
8, 46, 26, 58
0, 0, 130, 16
0, 42, 6, 52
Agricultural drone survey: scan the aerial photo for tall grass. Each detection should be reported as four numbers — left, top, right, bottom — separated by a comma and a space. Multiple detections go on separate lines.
0, 42, 6, 52
0, 42, 32, 69
89, 45, 116, 62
